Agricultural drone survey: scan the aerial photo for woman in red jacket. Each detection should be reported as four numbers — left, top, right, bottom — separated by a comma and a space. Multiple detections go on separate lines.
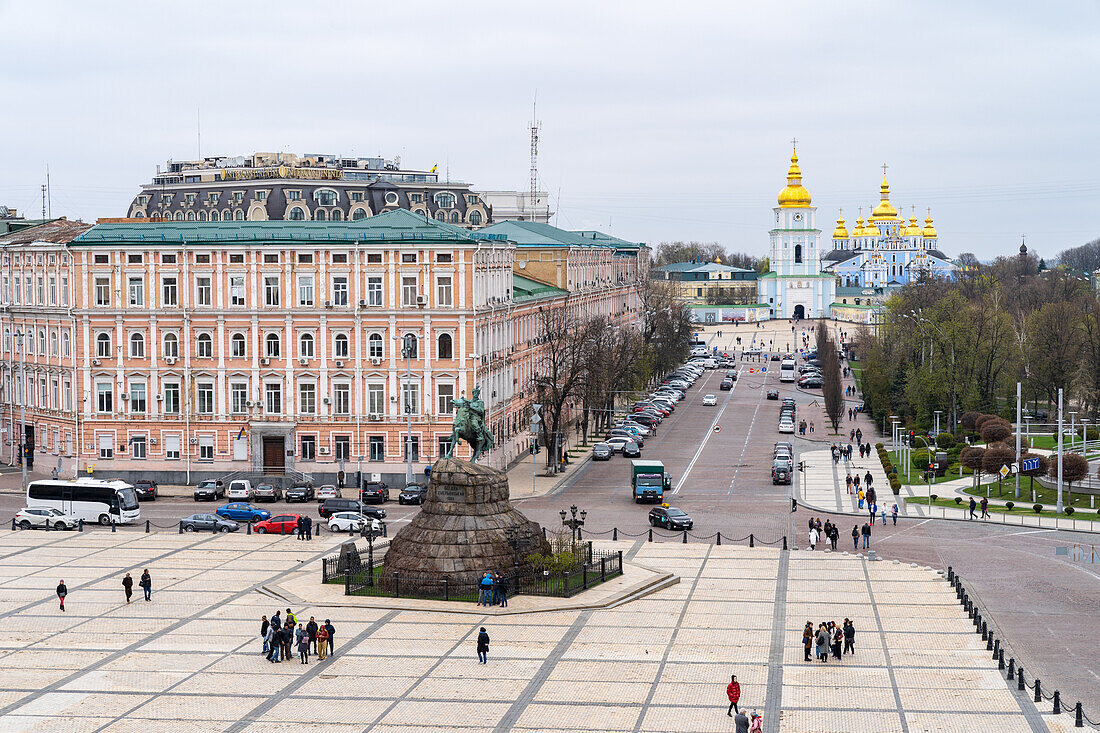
726, 674, 741, 716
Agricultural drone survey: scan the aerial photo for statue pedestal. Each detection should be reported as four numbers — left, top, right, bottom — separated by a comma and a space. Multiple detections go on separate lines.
383, 458, 546, 586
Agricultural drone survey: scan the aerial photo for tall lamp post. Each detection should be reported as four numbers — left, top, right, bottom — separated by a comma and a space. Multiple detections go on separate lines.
399, 334, 419, 487
14, 331, 26, 491
914, 435, 935, 511
560, 504, 586, 553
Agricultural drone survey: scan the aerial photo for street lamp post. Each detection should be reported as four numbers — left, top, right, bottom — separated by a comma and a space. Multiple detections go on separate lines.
400, 334, 418, 487
559, 504, 586, 553
505, 526, 531, 569
914, 435, 935, 511
933, 410, 942, 437
14, 331, 27, 491
360, 521, 382, 585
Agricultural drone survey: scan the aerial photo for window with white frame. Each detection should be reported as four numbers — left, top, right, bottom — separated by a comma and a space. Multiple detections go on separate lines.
163, 382, 180, 413
51, 378, 59, 410
197, 383, 214, 414
50, 329, 57, 357
265, 383, 282, 414
401, 380, 420, 414
48, 275, 56, 305
197, 333, 213, 358
96, 332, 112, 358
131, 435, 147, 459
334, 435, 351, 461
230, 276, 245, 306
98, 434, 114, 460
129, 332, 145, 358
61, 275, 68, 306
368, 333, 383, 359
299, 383, 316, 414
401, 276, 418, 306
436, 275, 453, 306
264, 276, 280, 306
165, 434, 181, 460
437, 383, 455, 414
95, 277, 110, 306
298, 275, 314, 306
332, 276, 348, 306
198, 435, 214, 461
63, 378, 71, 410
38, 329, 45, 355
437, 333, 453, 359
96, 382, 113, 413
162, 276, 178, 306
163, 332, 179, 357
367, 276, 383, 306
299, 333, 314, 358
231, 383, 248, 413
130, 382, 146, 413
196, 276, 212, 305
333, 383, 350, 414
367, 383, 385, 415
369, 435, 384, 461
300, 435, 316, 460
265, 333, 280, 358
231, 333, 246, 357
333, 333, 349, 358
128, 277, 144, 306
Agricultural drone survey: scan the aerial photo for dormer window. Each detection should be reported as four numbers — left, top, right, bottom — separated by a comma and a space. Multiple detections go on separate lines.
434, 192, 455, 209
316, 189, 338, 206
186, 194, 196, 206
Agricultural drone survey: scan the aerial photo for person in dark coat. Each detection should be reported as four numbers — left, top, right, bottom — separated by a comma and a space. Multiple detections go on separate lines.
261, 615, 270, 654
56, 580, 67, 612
725, 674, 741, 716
476, 627, 490, 664
851, 525, 859, 551
306, 617, 319, 654
139, 570, 152, 601
861, 522, 871, 549
843, 618, 855, 655
304, 515, 313, 540
733, 710, 750, 733
802, 622, 813, 661
324, 619, 335, 653
296, 515, 306, 540
122, 573, 133, 604
281, 624, 293, 662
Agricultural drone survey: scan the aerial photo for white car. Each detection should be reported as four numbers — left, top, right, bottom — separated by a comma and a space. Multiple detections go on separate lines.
604, 436, 638, 453
16, 507, 77, 530
778, 420, 795, 434
702, 394, 718, 406
328, 511, 382, 533
227, 480, 255, 500
316, 485, 341, 502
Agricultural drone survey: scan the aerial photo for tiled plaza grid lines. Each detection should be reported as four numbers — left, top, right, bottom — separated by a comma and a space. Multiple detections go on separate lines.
764, 548, 790, 726
860, 557, 912, 733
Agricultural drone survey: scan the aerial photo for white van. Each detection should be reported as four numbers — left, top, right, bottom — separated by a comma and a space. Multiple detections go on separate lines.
227, 480, 255, 500
779, 359, 796, 382
702, 357, 717, 369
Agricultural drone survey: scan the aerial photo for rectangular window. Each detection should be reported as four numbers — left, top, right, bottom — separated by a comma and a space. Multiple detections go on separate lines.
36, 277, 43, 304
163, 383, 180, 414
403, 435, 420, 462
265, 383, 282, 414
231, 276, 245, 306
130, 382, 147, 413
96, 382, 113, 413
229, 253, 244, 263
47, 276, 55, 305
367, 277, 382, 306
63, 378, 71, 411
334, 435, 351, 461
128, 277, 144, 306
437, 252, 452, 263
196, 276, 212, 306
401, 253, 417, 264
437, 383, 455, 414
165, 434, 181, 460
367, 384, 385, 415
231, 383, 248, 414
195, 253, 211, 264
162, 253, 176, 264
332, 253, 348, 263
264, 276, 280, 306
367, 253, 382, 264
299, 383, 316, 414
94, 254, 109, 265
402, 381, 420, 414
438, 436, 452, 459
264, 253, 279, 264
197, 383, 214, 414
51, 378, 59, 409
95, 277, 110, 306
301, 435, 316, 461
296, 252, 313, 264
256, 191, 268, 201
162, 277, 178, 306
298, 276, 314, 306
332, 276, 348, 306
99, 434, 114, 460
401, 276, 418, 306
436, 276, 453, 307
131, 435, 147, 460
24, 275, 32, 303
333, 384, 350, 415
287, 190, 301, 201
61, 276, 68, 306
369, 436, 384, 461
199, 435, 214, 460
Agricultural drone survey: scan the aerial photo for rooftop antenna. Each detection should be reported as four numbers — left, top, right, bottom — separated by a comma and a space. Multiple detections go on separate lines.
529, 93, 540, 206
197, 106, 201, 159
41, 184, 46, 219
46, 165, 51, 218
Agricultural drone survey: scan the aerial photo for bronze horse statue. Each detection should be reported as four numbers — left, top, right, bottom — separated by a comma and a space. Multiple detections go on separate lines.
444, 387, 495, 462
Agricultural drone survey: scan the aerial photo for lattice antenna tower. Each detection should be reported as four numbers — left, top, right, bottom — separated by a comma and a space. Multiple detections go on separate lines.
529, 95, 540, 206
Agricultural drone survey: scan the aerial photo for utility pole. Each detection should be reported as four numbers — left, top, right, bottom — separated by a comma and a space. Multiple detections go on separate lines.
531, 404, 541, 494
1057, 388, 1064, 514
402, 334, 416, 487
16, 331, 26, 491
1014, 382, 1022, 499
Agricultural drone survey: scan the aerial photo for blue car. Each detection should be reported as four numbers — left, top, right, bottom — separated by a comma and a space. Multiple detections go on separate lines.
216, 503, 270, 523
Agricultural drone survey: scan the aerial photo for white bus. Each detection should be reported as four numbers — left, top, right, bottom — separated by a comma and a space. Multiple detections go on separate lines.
26, 478, 141, 525
779, 359, 797, 382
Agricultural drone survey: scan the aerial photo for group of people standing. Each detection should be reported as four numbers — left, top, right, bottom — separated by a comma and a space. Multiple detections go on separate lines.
803, 619, 856, 663
262, 609, 334, 664
806, 517, 839, 551
477, 572, 509, 607
295, 515, 315, 540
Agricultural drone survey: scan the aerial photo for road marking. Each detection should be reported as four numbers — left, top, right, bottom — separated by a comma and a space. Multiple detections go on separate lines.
726, 368, 768, 499
672, 368, 741, 495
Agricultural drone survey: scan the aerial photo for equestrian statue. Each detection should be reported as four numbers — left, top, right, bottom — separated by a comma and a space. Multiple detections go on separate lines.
444, 387, 495, 462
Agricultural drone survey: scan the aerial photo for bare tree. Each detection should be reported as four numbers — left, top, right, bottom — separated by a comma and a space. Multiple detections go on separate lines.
531, 300, 589, 473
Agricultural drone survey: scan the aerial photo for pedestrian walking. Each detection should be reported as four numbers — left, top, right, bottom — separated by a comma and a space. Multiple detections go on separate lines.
324, 620, 335, 653
261, 615, 270, 654
56, 579, 67, 612
297, 624, 310, 664
307, 616, 318, 655
880, 505, 887, 525
851, 525, 859, 550
317, 623, 330, 660
856, 428, 862, 444
808, 527, 818, 551
477, 627, 490, 664
802, 622, 813, 661
845, 475, 852, 493
968, 497, 977, 520
853, 474, 860, 492
122, 572, 134, 604
980, 497, 989, 519
749, 712, 763, 732
861, 522, 871, 549
843, 618, 855, 654
891, 504, 898, 525
865, 471, 873, 489
725, 674, 741, 716
869, 502, 877, 526
829, 524, 839, 550
857, 489, 865, 510
850, 429, 856, 441
809, 421, 814, 433
139, 569, 151, 601
734, 710, 751, 733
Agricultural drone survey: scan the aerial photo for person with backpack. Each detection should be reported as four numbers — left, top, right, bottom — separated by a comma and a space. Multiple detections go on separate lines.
851, 525, 859, 551
139, 570, 152, 601
56, 580, 67, 612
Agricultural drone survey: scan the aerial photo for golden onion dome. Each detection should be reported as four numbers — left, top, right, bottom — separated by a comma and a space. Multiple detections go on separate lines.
852, 217, 866, 236
901, 214, 920, 237
777, 150, 812, 208
922, 214, 938, 238
871, 177, 898, 221
832, 215, 848, 239
862, 217, 880, 238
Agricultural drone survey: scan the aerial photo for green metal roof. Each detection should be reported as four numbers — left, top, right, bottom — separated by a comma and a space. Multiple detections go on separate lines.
74, 209, 501, 245
481, 220, 641, 250
512, 273, 568, 302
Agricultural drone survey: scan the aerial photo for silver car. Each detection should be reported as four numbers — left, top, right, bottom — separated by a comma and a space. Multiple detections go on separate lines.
592, 443, 612, 460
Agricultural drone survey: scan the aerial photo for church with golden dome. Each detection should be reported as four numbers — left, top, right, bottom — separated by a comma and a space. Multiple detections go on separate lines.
821, 166, 955, 289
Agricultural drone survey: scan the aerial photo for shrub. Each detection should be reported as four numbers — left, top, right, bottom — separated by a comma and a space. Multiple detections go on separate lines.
1033, 504, 1043, 513
1065, 507, 1075, 516
1005, 501, 1014, 511
912, 454, 931, 471
960, 411, 982, 430
980, 419, 1013, 444
875, 442, 884, 450
930, 494, 938, 501
936, 432, 956, 449
954, 497, 963, 504
973, 414, 998, 431
1078, 427, 1100, 441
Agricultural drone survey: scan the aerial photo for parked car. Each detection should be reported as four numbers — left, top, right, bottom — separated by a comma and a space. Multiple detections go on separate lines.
648, 505, 694, 529
254, 483, 283, 502
778, 420, 795, 434
15, 507, 77, 530
744, 346, 762, 355
316, 485, 341, 502
592, 443, 613, 461
766, 389, 780, 400
604, 436, 639, 454
134, 479, 158, 501
285, 483, 315, 503
361, 481, 389, 504
720, 380, 733, 391
216, 503, 270, 523
328, 511, 384, 533
252, 514, 302, 534
180, 513, 240, 533
194, 479, 225, 502
702, 394, 717, 406
319, 498, 386, 519
798, 376, 823, 388
227, 480, 255, 500
398, 484, 427, 505
622, 441, 642, 458
772, 465, 792, 485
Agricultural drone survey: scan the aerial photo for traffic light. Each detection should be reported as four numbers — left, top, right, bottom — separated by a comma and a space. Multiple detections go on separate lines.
797, 461, 805, 473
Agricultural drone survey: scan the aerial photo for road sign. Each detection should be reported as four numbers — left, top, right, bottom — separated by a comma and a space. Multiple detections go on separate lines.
530, 413, 541, 426
1021, 457, 1040, 472
713, 425, 721, 434
999, 465, 1011, 479
761, 366, 767, 372
532, 403, 542, 414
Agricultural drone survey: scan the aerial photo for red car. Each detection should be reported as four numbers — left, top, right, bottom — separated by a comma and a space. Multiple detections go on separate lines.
252, 514, 303, 534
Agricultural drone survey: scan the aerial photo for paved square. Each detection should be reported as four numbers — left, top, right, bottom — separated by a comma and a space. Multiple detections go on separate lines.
0, 531, 1057, 731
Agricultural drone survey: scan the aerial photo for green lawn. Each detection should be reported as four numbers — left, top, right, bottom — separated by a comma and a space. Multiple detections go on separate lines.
886, 450, 966, 486
849, 363, 864, 392
909, 495, 1100, 523
960, 478, 1100, 507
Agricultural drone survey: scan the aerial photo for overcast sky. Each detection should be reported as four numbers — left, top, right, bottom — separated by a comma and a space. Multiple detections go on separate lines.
1, 1, 1097, 260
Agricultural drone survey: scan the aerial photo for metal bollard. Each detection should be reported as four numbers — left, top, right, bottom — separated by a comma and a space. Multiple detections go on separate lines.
682, 530, 688, 544
1007, 658, 1015, 680
1053, 690, 1061, 715
947, 566, 954, 582
648, 528, 653, 542
111, 520, 116, 533
1034, 678, 1042, 703
444, 578, 448, 602
392, 571, 399, 598
79, 519, 84, 532
246, 522, 251, 535
1018, 667, 1025, 691
998, 649, 1005, 670
178, 521, 183, 534
716, 532, 722, 546
145, 520, 150, 533
1076, 702, 1083, 727
348, 524, 354, 537
383, 522, 388, 537
782, 536, 788, 550
986, 630, 993, 651
45, 519, 51, 531
613, 527, 618, 541
316, 521, 321, 536
749, 533, 755, 548
10, 517, 15, 531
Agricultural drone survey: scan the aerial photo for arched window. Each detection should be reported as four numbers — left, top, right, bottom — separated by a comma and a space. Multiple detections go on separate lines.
352, 208, 368, 220
368, 333, 383, 359
196, 333, 213, 358
210, 210, 220, 222
288, 207, 305, 221
223, 209, 231, 221
450, 211, 460, 223
231, 333, 246, 358
400, 335, 418, 359
334, 333, 349, 358
96, 332, 112, 358
299, 333, 314, 358
62, 330, 70, 357
175, 212, 184, 221
437, 333, 453, 359
315, 209, 327, 221
316, 189, 337, 206
129, 332, 145, 358
435, 211, 446, 221
469, 210, 483, 226
265, 333, 281, 357
330, 208, 343, 221
186, 211, 196, 221
234, 209, 245, 221
134, 211, 145, 218
198, 211, 208, 222
794, 244, 803, 264
434, 192, 455, 208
